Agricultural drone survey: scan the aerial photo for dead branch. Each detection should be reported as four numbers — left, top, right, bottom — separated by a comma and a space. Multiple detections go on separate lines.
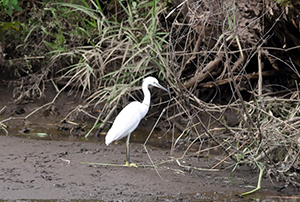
184, 57, 222, 88
231, 53, 247, 73
199, 70, 278, 88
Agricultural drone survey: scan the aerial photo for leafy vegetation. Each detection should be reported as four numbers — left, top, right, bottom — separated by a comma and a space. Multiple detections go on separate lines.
0, 0, 300, 190
0, 0, 22, 17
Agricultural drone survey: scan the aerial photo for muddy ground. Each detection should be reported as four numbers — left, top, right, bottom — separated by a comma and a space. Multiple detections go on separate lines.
0, 84, 300, 201
0, 135, 299, 201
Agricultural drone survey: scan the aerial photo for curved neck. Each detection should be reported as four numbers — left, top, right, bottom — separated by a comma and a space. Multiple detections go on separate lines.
142, 82, 151, 106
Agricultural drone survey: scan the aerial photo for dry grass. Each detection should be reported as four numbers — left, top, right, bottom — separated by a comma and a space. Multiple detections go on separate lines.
2, 0, 300, 188
161, 0, 300, 187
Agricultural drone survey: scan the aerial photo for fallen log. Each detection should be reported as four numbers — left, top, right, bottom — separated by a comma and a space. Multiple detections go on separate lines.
199, 70, 278, 88
184, 57, 222, 88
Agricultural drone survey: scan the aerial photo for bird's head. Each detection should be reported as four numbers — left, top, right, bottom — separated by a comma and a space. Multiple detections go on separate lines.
143, 76, 168, 92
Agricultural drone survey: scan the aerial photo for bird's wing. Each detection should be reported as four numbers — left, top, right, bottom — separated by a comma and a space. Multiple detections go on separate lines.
105, 101, 145, 145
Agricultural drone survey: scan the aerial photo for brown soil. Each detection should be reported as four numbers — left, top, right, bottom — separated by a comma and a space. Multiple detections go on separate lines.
0, 84, 299, 201
0, 135, 298, 201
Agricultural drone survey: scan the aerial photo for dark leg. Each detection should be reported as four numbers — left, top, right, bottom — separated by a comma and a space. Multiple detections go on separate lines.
126, 133, 131, 165
125, 134, 137, 167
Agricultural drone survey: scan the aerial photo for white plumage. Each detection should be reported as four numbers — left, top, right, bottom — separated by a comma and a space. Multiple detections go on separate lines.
105, 76, 168, 166
105, 101, 148, 145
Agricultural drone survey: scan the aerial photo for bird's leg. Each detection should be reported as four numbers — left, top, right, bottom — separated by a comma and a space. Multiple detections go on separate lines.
125, 134, 138, 167
125, 134, 131, 165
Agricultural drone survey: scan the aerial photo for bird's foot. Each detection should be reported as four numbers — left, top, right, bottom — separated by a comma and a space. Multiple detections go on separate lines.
125, 161, 138, 168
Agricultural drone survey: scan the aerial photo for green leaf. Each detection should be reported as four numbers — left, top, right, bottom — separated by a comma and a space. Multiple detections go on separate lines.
11, 0, 18, 5
3, 0, 9, 6
14, 4, 22, 11
7, 8, 12, 16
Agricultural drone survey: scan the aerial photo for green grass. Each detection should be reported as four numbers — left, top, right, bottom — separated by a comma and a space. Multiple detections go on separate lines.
2, 0, 300, 189
40, 0, 169, 136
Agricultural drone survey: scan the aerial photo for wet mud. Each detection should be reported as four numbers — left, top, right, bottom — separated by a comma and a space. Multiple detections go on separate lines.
0, 84, 299, 201
0, 135, 299, 201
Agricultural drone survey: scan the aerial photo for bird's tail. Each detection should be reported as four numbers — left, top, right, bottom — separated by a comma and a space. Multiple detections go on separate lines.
105, 132, 113, 146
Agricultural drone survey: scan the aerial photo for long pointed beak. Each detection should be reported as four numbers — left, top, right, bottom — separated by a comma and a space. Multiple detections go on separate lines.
157, 83, 168, 93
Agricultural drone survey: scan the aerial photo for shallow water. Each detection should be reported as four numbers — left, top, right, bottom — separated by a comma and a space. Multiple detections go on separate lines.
2, 124, 300, 201
1, 84, 299, 201
1, 130, 300, 201
11, 124, 174, 149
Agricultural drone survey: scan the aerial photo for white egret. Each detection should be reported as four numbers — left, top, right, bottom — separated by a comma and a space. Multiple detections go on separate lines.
105, 76, 168, 167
